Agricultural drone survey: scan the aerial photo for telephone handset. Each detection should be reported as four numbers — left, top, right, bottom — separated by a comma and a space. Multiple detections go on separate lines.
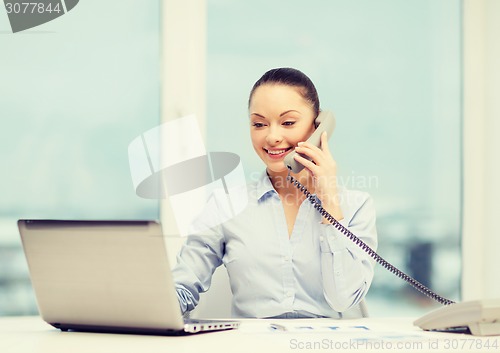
284, 110, 336, 173
285, 110, 500, 336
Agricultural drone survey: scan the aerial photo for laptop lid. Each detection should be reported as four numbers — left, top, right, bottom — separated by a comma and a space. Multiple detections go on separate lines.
17, 220, 226, 334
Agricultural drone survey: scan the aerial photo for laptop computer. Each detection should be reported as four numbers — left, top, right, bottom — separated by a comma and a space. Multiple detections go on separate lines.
17, 219, 240, 335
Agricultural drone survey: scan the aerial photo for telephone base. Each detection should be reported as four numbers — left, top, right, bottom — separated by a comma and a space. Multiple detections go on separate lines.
468, 322, 500, 336
414, 299, 500, 336
427, 323, 500, 336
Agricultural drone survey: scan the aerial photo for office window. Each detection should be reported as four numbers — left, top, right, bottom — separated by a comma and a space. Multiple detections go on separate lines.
206, 0, 461, 316
0, 0, 160, 315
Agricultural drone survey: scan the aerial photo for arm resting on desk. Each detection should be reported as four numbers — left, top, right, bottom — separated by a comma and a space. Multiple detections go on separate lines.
172, 231, 224, 314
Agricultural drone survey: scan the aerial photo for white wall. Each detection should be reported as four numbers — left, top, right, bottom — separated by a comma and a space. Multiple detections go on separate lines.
160, 0, 206, 263
462, 0, 500, 300
483, 0, 500, 299
160, 0, 232, 318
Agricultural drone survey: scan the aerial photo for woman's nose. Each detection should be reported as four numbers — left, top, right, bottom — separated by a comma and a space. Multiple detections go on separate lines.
266, 126, 283, 145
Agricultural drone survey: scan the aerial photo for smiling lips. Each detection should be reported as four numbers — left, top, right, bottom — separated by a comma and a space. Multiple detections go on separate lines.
264, 147, 293, 159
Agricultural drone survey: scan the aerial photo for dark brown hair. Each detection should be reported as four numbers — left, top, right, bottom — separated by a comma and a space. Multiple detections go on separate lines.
248, 67, 320, 116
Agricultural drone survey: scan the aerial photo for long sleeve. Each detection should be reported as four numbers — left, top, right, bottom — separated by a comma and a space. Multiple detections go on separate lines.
171, 202, 226, 314
319, 191, 378, 313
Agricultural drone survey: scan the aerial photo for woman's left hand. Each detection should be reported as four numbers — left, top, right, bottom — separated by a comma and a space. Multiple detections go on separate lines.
293, 131, 344, 221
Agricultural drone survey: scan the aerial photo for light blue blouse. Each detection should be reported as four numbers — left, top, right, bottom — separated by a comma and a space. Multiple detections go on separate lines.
172, 171, 378, 318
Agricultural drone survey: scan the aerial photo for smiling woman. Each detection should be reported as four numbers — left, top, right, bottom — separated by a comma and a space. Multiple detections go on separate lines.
248, 68, 343, 228
172, 67, 378, 319
205, 0, 462, 317
249, 85, 316, 173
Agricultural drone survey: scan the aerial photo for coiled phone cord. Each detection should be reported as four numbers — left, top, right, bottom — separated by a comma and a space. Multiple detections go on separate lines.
287, 173, 456, 306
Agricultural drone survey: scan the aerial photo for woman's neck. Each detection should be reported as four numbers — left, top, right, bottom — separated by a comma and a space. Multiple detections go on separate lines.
266, 168, 314, 197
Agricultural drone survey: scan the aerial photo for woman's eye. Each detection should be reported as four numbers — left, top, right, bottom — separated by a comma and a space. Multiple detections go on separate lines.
283, 121, 295, 126
252, 122, 266, 128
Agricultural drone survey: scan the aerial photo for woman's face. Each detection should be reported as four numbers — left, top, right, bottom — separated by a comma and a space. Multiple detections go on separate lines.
249, 84, 316, 174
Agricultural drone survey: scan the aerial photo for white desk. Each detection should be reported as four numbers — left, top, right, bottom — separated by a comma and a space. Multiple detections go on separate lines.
1, 316, 499, 353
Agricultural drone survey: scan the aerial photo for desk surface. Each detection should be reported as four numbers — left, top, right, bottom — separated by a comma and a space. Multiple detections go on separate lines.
1, 316, 499, 353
